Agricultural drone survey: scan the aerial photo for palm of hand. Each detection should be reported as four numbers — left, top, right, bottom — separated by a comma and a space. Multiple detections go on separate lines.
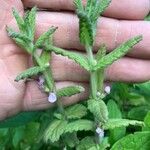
0, 0, 27, 119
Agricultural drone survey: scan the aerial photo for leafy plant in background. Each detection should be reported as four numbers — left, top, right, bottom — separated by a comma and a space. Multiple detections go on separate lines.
0, 0, 150, 149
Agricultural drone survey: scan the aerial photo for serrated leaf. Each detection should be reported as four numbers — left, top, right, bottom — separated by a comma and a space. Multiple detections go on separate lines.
94, 36, 142, 70
111, 132, 150, 150
65, 120, 94, 133
65, 104, 87, 119
15, 66, 48, 82
88, 99, 108, 123
103, 119, 144, 130
0, 111, 41, 128
77, 11, 94, 46
12, 8, 25, 32
35, 27, 57, 48
12, 37, 33, 53
44, 119, 68, 143
47, 45, 90, 71
91, 0, 111, 23
6, 27, 31, 42
27, 7, 37, 40
57, 85, 85, 98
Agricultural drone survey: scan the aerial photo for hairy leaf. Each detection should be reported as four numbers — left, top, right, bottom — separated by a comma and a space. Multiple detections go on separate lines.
27, 7, 37, 40
65, 120, 94, 133
103, 119, 144, 130
6, 27, 31, 42
47, 45, 90, 71
65, 104, 87, 119
74, 0, 84, 11
77, 11, 94, 46
15, 66, 48, 81
35, 27, 57, 48
57, 85, 85, 98
44, 119, 68, 143
91, 0, 111, 23
111, 132, 150, 150
94, 36, 142, 70
12, 8, 25, 32
88, 99, 108, 123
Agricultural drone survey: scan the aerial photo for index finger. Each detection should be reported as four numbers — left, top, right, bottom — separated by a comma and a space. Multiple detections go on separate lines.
22, 0, 150, 20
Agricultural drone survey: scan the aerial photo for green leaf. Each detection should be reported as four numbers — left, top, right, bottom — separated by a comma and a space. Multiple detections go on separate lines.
127, 92, 146, 106
107, 100, 126, 145
91, 0, 111, 22
107, 100, 122, 119
47, 45, 90, 71
77, 136, 99, 150
57, 85, 85, 98
128, 106, 150, 121
63, 133, 79, 148
74, 0, 84, 11
13, 127, 25, 148
35, 27, 57, 48
0, 111, 41, 128
77, 11, 94, 46
44, 119, 68, 143
12, 8, 25, 32
15, 65, 48, 82
94, 35, 142, 70
88, 99, 108, 123
65, 120, 94, 133
6, 27, 31, 42
111, 132, 150, 150
65, 104, 87, 119
103, 119, 144, 130
27, 7, 37, 40
143, 111, 150, 131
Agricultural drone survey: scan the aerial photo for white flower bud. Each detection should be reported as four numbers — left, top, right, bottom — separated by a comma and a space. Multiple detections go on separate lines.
104, 86, 111, 94
96, 127, 104, 138
48, 92, 57, 103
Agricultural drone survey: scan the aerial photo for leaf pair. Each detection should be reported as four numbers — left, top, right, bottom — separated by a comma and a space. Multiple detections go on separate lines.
74, 0, 111, 46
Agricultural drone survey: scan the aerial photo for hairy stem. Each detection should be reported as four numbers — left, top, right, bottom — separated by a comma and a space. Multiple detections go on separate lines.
33, 53, 65, 115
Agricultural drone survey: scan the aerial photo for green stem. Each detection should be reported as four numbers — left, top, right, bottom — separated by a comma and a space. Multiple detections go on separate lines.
86, 45, 97, 99
33, 53, 65, 115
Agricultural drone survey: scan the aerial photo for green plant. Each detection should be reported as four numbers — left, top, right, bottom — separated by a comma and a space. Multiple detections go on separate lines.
3, 0, 149, 149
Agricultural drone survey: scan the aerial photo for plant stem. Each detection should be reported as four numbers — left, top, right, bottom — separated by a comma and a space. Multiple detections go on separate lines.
33, 53, 65, 115
85, 45, 97, 99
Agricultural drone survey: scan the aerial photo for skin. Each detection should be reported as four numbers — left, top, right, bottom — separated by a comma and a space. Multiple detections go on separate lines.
0, 0, 150, 120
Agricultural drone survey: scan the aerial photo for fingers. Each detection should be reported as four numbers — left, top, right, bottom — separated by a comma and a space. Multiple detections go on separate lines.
22, 0, 150, 20
50, 53, 150, 83
23, 81, 89, 111
36, 12, 150, 59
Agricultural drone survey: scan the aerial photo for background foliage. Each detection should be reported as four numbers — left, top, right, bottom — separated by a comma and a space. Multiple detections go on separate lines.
0, 81, 150, 150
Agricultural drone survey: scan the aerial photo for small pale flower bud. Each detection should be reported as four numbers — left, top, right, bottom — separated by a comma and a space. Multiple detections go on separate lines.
96, 92, 101, 97
48, 92, 57, 103
104, 86, 111, 94
96, 127, 104, 138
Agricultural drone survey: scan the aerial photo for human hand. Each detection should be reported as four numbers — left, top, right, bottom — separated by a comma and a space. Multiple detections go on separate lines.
0, 0, 150, 120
